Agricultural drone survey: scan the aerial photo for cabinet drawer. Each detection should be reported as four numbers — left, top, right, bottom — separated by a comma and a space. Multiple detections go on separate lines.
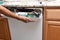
46, 9, 60, 20
48, 21, 60, 25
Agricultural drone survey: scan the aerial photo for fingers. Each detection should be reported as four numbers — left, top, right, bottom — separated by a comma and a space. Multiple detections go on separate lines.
26, 18, 34, 22
18, 16, 35, 23
23, 17, 35, 23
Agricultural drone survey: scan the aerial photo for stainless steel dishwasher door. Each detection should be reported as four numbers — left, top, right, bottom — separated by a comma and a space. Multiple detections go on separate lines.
5, 7, 43, 40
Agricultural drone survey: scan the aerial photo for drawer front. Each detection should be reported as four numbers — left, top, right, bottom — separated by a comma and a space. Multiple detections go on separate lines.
46, 9, 60, 20
48, 21, 60, 25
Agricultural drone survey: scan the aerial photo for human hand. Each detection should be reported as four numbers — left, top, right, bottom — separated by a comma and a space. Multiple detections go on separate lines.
18, 16, 35, 23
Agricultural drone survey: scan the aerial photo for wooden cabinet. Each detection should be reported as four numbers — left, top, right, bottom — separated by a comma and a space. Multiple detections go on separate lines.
43, 7, 60, 40
0, 17, 11, 40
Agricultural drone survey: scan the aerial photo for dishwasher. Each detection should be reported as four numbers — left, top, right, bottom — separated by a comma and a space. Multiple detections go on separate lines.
4, 7, 43, 40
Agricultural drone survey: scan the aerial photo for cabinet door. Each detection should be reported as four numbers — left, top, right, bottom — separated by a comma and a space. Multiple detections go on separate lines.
43, 8, 60, 40
44, 21, 60, 40
0, 18, 11, 40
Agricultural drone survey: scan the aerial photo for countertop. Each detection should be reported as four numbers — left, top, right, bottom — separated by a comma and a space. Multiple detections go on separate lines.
1, 1, 44, 7
45, 0, 60, 7
1, 1, 60, 7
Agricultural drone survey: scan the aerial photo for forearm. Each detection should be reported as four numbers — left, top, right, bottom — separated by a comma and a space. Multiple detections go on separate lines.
0, 5, 34, 22
0, 6, 22, 20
